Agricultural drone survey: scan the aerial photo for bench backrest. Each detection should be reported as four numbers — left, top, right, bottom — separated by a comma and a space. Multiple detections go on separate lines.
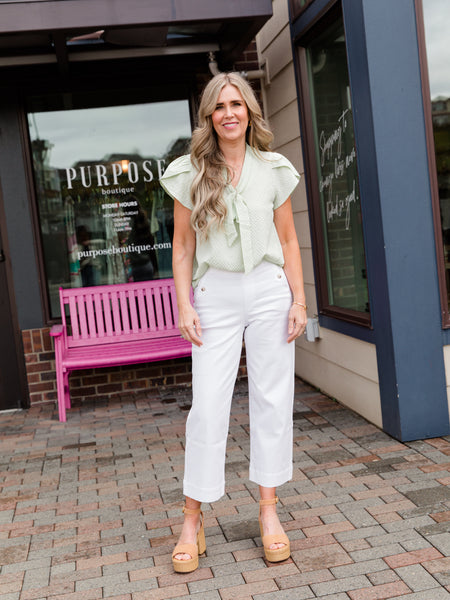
59, 279, 183, 348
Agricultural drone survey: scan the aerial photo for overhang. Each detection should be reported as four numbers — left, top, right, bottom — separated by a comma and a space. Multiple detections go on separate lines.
0, 0, 273, 68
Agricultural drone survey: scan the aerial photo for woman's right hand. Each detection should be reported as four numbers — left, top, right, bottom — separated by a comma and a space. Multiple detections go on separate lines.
178, 303, 203, 347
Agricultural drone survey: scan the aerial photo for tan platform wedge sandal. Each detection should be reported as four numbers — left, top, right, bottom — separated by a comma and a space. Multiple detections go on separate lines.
172, 506, 206, 573
259, 497, 290, 562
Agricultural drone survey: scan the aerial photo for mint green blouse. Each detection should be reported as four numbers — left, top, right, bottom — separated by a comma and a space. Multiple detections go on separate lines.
160, 144, 300, 287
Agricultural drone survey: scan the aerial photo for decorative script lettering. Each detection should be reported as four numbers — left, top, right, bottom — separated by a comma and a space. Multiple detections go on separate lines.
318, 109, 358, 231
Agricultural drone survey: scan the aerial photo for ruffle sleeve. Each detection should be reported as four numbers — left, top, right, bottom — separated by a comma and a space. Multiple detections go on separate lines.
270, 153, 301, 209
159, 154, 194, 210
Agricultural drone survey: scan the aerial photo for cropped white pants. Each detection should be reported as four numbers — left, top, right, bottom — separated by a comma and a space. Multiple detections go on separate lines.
183, 261, 295, 503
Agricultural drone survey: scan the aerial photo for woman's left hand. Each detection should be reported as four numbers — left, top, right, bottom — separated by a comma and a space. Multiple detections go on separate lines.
287, 304, 307, 343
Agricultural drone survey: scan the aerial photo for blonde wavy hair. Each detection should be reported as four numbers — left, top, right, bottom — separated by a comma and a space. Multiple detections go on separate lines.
190, 72, 273, 238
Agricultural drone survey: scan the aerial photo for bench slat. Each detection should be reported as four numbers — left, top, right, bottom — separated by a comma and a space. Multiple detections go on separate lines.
154, 286, 165, 331
145, 288, 157, 332
127, 289, 138, 333
77, 295, 90, 339
170, 281, 180, 326
161, 285, 173, 328
102, 291, 114, 336
69, 296, 80, 340
94, 293, 105, 337
111, 291, 122, 335
136, 289, 148, 332
66, 327, 180, 346
119, 289, 130, 335
85, 294, 97, 338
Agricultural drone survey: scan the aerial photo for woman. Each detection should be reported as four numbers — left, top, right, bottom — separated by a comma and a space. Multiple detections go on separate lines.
160, 72, 307, 573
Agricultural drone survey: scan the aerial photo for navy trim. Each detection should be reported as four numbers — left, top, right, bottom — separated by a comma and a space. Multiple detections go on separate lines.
319, 315, 375, 344
290, 0, 337, 39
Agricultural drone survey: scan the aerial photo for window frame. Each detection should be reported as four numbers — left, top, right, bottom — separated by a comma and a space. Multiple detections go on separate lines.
293, 0, 371, 327
20, 80, 195, 325
415, 0, 450, 327
289, 0, 315, 21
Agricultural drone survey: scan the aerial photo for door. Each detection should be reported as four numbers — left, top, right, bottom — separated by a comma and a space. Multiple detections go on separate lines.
0, 226, 25, 410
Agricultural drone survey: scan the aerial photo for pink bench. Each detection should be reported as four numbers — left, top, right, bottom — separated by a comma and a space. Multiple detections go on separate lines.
50, 279, 191, 422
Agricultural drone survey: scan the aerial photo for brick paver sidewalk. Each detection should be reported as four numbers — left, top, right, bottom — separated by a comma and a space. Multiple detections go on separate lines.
0, 377, 450, 599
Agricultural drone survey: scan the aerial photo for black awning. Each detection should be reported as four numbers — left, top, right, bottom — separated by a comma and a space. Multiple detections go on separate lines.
0, 0, 272, 68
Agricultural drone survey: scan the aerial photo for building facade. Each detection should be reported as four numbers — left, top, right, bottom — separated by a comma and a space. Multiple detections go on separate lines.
257, 0, 450, 441
0, 0, 449, 441
0, 0, 271, 411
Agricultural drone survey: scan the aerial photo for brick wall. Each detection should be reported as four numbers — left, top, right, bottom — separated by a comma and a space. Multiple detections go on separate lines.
234, 40, 260, 74
22, 327, 247, 408
22, 328, 56, 406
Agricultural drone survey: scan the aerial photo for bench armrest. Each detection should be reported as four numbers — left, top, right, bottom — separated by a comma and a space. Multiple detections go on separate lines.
50, 324, 64, 337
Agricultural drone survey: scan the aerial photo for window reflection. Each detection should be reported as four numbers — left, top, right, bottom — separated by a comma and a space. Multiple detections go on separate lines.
28, 100, 191, 318
422, 0, 450, 309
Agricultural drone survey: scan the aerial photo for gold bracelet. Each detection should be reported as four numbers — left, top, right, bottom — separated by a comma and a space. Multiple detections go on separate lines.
292, 302, 307, 310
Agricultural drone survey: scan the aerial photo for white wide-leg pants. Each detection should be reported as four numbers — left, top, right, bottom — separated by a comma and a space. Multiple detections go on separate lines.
183, 261, 295, 503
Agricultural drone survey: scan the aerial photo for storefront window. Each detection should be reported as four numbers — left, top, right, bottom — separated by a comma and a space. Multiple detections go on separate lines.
422, 0, 450, 314
28, 100, 191, 318
304, 15, 369, 315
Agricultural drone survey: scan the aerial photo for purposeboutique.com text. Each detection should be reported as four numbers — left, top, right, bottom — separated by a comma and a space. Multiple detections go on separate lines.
77, 242, 172, 261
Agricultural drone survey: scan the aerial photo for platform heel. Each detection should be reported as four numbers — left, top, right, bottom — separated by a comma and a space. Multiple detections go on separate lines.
172, 506, 206, 573
259, 496, 290, 562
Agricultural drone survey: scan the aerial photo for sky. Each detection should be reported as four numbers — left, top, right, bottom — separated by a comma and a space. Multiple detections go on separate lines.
28, 100, 192, 169
423, 0, 450, 99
